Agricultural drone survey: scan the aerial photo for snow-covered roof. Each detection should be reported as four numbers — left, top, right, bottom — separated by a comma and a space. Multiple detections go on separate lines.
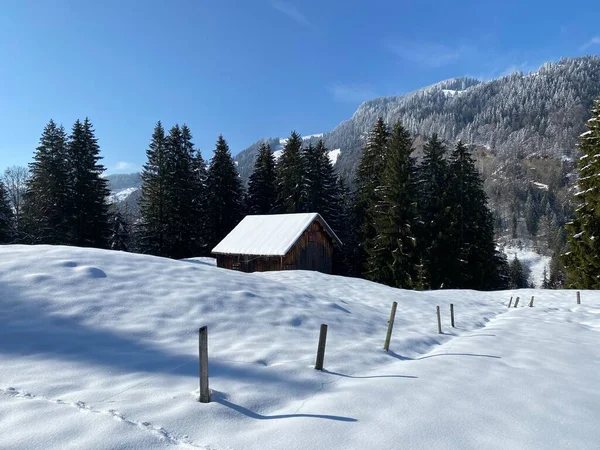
212, 213, 342, 256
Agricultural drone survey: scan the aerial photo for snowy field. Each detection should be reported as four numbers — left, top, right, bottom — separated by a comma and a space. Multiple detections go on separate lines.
1, 245, 599, 449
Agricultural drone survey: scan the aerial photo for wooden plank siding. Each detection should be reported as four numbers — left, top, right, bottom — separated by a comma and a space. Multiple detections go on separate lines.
215, 220, 334, 274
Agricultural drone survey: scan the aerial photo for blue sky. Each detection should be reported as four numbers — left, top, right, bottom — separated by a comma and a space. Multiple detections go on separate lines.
1, 0, 599, 174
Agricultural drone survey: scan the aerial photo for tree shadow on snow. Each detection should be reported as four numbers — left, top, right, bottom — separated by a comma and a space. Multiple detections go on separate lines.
211, 392, 357, 422
323, 370, 418, 380
0, 280, 314, 394
386, 350, 501, 361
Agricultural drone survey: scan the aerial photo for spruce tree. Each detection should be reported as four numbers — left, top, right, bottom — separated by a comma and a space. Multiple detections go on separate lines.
0, 180, 14, 243
332, 176, 355, 276
445, 141, 501, 289
564, 96, 600, 288
162, 124, 205, 259
303, 140, 341, 223
190, 131, 209, 255
275, 131, 305, 213
542, 266, 550, 289
246, 142, 277, 215
67, 118, 111, 248
355, 118, 389, 275
366, 121, 417, 288
206, 135, 245, 250
110, 210, 130, 251
415, 134, 452, 289
22, 120, 71, 244
138, 122, 169, 256
509, 255, 528, 288
549, 254, 566, 289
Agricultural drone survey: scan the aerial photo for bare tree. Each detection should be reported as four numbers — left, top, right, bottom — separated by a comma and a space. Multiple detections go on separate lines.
2, 165, 30, 235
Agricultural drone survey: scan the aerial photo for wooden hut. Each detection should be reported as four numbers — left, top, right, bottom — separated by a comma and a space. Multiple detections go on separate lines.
212, 213, 342, 274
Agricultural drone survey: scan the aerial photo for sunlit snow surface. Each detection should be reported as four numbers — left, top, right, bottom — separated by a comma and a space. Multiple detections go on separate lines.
1, 245, 599, 449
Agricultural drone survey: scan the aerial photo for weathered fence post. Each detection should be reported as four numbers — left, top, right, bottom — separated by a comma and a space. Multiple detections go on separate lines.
450, 303, 455, 328
529, 296, 534, 307
315, 324, 328, 370
383, 301, 398, 351
514, 297, 520, 308
508, 297, 513, 308
436, 306, 442, 334
199, 326, 210, 403
577, 291, 581, 305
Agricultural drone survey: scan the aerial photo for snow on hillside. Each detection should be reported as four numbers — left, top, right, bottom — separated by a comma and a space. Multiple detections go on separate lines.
1, 245, 599, 449
108, 187, 139, 204
502, 245, 552, 287
328, 148, 341, 165
275, 133, 324, 150
273, 147, 341, 166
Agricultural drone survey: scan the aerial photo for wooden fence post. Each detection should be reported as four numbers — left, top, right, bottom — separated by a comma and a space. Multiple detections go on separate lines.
315, 324, 328, 370
450, 303, 455, 328
383, 301, 398, 351
199, 326, 210, 403
529, 296, 534, 307
514, 297, 520, 308
436, 306, 442, 334
577, 291, 581, 305
508, 297, 513, 308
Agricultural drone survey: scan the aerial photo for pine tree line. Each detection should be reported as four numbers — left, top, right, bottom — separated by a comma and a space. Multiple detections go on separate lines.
136, 124, 244, 259
240, 121, 506, 289
15, 119, 111, 247
10, 113, 584, 292
352, 119, 507, 290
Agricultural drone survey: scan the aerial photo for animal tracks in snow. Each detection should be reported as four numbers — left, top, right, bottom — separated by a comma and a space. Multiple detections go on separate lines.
0, 387, 214, 449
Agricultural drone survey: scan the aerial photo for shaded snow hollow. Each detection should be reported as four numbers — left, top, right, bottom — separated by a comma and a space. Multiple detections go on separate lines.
1, 245, 599, 449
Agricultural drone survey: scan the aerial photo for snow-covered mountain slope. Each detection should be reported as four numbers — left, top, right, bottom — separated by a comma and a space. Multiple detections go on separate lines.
234, 57, 600, 255
105, 173, 142, 215
272, 145, 342, 166
108, 187, 139, 204
1, 245, 599, 449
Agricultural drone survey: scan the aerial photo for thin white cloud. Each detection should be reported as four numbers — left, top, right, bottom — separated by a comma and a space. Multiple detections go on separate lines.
270, 1, 310, 27
329, 83, 376, 103
114, 161, 137, 172
386, 41, 464, 67
580, 36, 600, 51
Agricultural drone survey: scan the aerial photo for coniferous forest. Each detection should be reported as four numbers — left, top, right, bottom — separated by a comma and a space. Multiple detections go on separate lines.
2, 90, 600, 290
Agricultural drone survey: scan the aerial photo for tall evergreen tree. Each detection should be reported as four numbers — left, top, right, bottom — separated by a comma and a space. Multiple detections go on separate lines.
564, 96, 600, 288
110, 210, 130, 251
332, 176, 357, 276
275, 131, 305, 213
206, 135, 245, 250
163, 124, 205, 259
445, 141, 501, 289
67, 118, 111, 248
190, 130, 209, 255
415, 134, 452, 289
138, 122, 170, 256
303, 140, 341, 223
366, 121, 417, 288
509, 255, 529, 288
355, 118, 390, 274
246, 142, 277, 214
0, 180, 14, 243
22, 120, 71, 244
